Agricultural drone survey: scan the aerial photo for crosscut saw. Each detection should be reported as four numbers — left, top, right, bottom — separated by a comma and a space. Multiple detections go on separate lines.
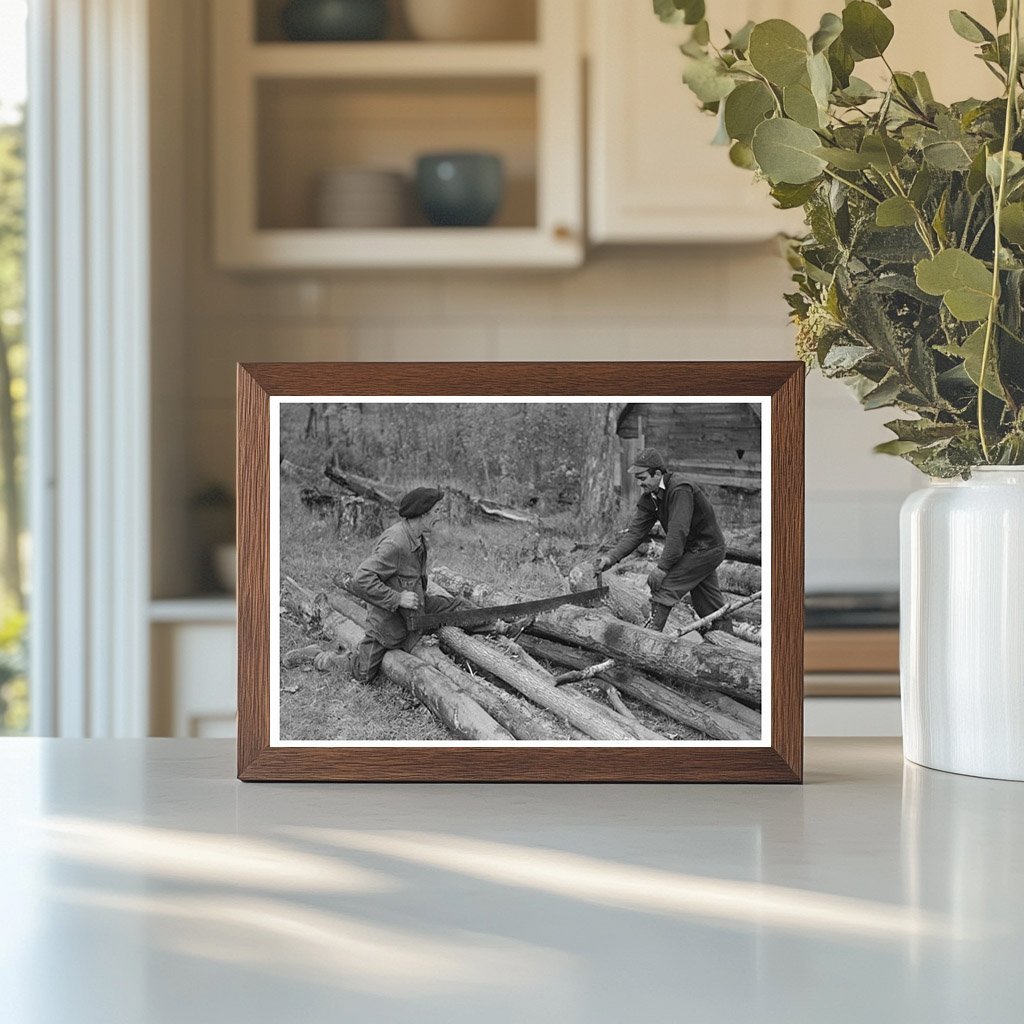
407, 572, 608, 630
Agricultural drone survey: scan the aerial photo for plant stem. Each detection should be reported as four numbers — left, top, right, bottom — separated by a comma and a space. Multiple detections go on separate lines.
979, 0, 1021, 462
822, 167, 880, 205
884, 170, 939, 254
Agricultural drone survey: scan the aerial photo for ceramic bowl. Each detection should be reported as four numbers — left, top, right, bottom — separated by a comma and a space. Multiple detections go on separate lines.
281, 0, 388, 42
414, 152, 504, 227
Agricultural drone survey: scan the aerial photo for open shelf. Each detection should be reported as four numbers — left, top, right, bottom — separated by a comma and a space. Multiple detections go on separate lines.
256, 76, 537, 232
249, 42, 544, 77
213, 0, 581, 268
254, 0, 538, 45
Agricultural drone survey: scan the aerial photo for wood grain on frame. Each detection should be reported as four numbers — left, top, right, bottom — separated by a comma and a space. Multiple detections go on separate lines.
237, 362, 804, 783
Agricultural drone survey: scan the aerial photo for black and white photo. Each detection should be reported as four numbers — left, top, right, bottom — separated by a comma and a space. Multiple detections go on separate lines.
270, 397, 770, 747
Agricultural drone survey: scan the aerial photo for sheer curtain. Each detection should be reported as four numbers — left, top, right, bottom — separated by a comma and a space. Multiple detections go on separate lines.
28, 0, 150, 736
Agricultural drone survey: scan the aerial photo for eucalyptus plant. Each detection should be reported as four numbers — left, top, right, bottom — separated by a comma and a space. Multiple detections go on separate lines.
657, 0, 1024, 475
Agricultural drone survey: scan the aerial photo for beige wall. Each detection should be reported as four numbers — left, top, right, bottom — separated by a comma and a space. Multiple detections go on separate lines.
151, 0, 919, 598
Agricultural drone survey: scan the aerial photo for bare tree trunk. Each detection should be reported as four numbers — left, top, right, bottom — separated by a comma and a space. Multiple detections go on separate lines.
0, 324, 22, 608
578, 402, 622, 540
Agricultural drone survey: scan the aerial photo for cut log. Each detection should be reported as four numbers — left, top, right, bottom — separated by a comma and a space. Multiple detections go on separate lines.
323, 466, 398, 507
572, 562, 758, 648
731, 622, 762, 646
282, 580, 512, 741
715, 562, 761, 597
516, 635, 759, 741
704, 631, 763, 660
325, 589, 569, 742
612, 569, 762, 630
488, 636, 665, 741
433, 568, 761, 706
570, 562, 702, 644
725, 527, 761, 565
434, 628, 644, 741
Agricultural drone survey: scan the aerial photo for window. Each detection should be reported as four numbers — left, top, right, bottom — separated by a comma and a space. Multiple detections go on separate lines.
0, 0, 27, 734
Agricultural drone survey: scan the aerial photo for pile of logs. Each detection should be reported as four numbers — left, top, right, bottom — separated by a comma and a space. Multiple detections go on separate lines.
282, 551, 763, 742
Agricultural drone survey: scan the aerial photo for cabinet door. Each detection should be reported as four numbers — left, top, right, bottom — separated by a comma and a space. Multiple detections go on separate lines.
588, 0, 1000, 244
587, 0, 809, 242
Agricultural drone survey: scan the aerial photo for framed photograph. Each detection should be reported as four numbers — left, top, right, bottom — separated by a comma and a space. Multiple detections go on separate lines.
237, 362, 803, 782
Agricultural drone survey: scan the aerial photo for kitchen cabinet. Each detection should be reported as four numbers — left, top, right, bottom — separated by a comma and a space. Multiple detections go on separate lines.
211, 0, 583, 268
587, 0, 808, 243
586, 0, 999, 244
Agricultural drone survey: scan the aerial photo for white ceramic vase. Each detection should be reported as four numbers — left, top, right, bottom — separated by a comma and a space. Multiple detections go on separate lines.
900, 467, 1024, 780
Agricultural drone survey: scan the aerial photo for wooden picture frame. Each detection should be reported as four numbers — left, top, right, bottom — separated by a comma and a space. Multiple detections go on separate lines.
237, 362, 803, 782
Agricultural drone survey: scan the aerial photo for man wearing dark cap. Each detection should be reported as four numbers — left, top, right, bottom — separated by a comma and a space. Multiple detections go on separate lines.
593, 448, 726, 632
346, 487, 471, 685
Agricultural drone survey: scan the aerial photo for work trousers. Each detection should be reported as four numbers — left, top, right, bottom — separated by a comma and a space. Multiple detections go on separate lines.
350, 592, 464, 684
650, 545, 727, 618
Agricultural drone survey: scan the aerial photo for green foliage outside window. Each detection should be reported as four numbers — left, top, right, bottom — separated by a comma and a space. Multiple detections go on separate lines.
0, 110, 27, 733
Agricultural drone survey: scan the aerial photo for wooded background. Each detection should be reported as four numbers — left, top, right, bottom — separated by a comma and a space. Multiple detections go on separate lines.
281, 400, 623, 539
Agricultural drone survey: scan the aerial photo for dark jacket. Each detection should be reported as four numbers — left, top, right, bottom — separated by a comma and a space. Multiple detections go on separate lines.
605, 472, 725, 570
351, 519, 427, 646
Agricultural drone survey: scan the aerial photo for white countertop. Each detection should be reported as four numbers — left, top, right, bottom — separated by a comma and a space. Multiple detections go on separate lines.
1, 737, 1020, 1023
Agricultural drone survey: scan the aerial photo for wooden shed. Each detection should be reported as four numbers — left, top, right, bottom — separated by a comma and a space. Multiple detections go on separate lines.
616, 402, 762, 531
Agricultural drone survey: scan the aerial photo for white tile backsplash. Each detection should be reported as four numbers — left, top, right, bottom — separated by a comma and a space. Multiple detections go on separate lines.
182, 248, 918, 592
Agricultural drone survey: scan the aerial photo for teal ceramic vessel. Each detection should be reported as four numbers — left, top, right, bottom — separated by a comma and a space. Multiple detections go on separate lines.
415, 152, 505, 227
280, 0, 388, 41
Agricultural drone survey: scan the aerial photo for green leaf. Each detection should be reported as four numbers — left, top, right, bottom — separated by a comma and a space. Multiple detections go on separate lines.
932, 190, 950, 247
837, 76, 879, 104
948, 10, 994, 44
770, 180, 820, 209
813, 146, 872, 170
860, 133, 904, 173
922, 140, 972, 171
692, 19, 710, 45
810, 12, 843, 54
724, 20, 755, 53
682, 57, 736, 104
986, 150, 1024, 191
862, 374, 903, 409
729, 140, 757, 169
967, 144, 991, 194
884, 418, 963, 443
723, 81, 776, 144
915, 249, 994, 322
908, 164, 933, 205
827, 36, 856, 89
653, 0, 705, 26
808, 51, 833, 110
784, 80, 824, 129
748, 20, 809, 87
751, 118, 828, 184
874, 439, 921, 455
940, 325, 1006, 398
875, 197, 918, 228
912, 71, 935, 104
842, 1, 894, 59
1000, 203, 1024, 245
993, 0, 1008, 24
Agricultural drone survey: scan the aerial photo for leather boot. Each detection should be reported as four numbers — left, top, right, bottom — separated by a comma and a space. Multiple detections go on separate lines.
646, 601, 671, 632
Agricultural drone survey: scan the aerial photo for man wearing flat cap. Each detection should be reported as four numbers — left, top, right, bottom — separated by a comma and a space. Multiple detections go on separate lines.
593, 448, 726, 632
346, 486, 474, 685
